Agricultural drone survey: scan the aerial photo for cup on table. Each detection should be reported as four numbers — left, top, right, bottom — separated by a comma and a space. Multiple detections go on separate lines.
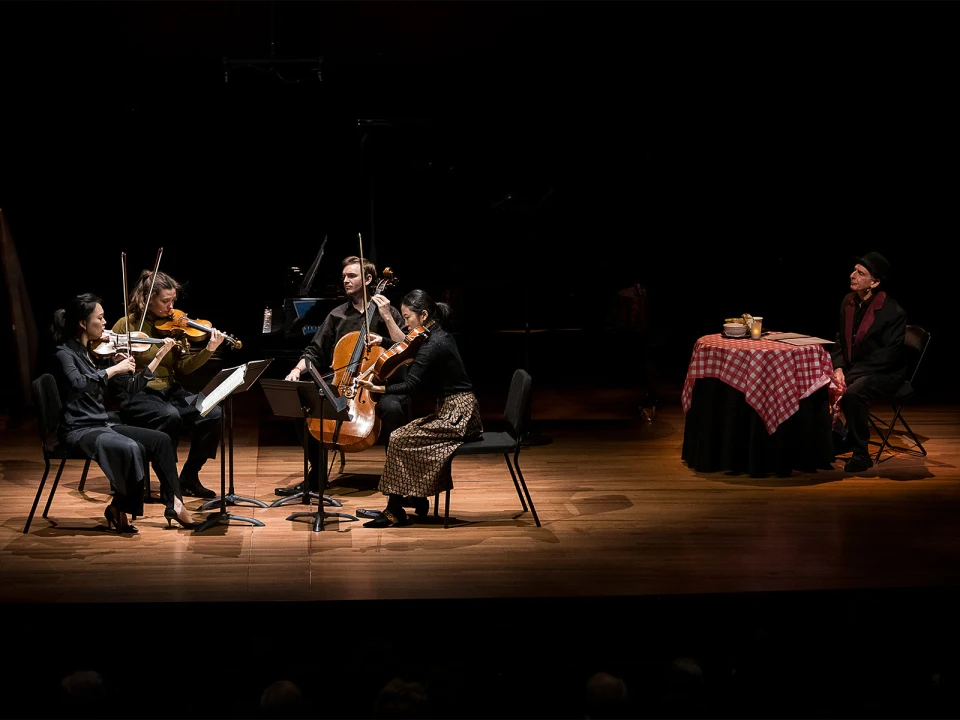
750, 316, 763, 339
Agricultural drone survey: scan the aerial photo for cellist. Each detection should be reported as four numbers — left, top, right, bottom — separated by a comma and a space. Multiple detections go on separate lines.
277, 254, 409, 496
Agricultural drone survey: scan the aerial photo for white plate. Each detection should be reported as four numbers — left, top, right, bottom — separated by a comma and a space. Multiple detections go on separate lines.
722, 331, 748, 338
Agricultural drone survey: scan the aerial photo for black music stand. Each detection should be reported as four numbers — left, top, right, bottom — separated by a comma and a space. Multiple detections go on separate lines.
266, 365, 344, 511
260, 376, 359, 531
193, 359, 274, 533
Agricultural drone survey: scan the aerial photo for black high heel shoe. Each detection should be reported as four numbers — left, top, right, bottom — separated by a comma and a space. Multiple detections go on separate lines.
103, 506, 139, 534
164, 507, 200, 530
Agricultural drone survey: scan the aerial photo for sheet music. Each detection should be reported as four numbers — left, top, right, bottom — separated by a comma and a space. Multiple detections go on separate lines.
199, 364, 245, 416
772, 336, 835, 346
764, 332, 810, 341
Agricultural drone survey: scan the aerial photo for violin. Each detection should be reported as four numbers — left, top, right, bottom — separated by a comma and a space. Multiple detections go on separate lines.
154, 309, 242, 349
90, 330, 173, 357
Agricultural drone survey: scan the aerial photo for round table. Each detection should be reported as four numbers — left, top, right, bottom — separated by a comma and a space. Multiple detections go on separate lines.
681, 333, 837, 477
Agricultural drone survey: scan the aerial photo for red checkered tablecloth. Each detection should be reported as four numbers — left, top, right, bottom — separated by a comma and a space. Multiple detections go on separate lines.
681, 334, 835, 434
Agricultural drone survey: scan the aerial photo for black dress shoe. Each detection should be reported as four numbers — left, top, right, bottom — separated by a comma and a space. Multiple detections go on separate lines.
275, 464, 323, 496
356, 508, 382, 519
274, 480, 321, 497
181, 476, 217, 499
844, 455, 874, 473
275, 481, 305, 497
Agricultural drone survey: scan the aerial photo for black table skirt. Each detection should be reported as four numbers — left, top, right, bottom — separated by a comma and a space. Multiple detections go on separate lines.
681, 378, 836, 478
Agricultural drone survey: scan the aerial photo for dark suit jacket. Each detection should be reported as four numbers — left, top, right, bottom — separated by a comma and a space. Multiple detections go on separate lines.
830, 290, 907, 383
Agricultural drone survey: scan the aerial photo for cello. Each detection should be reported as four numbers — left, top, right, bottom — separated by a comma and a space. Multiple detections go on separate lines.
307, 267, 399, 453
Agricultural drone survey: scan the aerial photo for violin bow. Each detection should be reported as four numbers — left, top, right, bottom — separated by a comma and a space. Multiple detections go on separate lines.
120, 252, 132, 361
357, 232, 372, 349
138, 246, 163, 334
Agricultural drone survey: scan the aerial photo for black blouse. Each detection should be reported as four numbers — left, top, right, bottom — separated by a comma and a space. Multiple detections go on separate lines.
52, 339, 156, 431
381, 325, 473, 399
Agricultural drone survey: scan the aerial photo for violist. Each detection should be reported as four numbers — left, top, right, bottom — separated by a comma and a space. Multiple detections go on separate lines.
355, 289, 482, 528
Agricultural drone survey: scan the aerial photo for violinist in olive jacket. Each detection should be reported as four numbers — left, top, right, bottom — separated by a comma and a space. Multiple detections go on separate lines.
830, 251, 907, 474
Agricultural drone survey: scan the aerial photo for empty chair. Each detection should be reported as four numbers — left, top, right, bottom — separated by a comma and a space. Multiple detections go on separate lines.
435, 368, 541, 528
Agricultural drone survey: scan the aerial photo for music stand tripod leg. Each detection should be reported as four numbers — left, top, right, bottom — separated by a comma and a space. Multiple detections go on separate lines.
200, 397, 269, 510
271, 491, 342, 508
268, 422, 343, 509
267, 432, 345, 508
285, 405, 357, 531
194, 396, 265, 532
286, 446, 358, 530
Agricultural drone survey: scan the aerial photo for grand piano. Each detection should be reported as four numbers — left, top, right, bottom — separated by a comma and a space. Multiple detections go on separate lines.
260, 239, 344, 378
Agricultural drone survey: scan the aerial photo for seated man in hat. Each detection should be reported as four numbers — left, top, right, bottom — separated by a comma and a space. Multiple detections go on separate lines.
830, 251, 908, 473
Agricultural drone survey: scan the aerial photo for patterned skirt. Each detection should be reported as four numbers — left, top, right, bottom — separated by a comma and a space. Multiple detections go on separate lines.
378, 391, 483, 498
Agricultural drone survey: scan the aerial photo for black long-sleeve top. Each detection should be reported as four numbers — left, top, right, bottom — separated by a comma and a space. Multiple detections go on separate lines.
830, 290, 907, 382
301, 301, 404, 372
52, 339, 157, 431
381, 324, 473, 399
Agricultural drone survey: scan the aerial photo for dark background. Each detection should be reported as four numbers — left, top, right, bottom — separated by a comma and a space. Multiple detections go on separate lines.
2, 1, 957, 413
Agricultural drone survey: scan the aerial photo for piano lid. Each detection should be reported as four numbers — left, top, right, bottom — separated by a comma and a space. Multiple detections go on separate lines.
298, 235, 328, 296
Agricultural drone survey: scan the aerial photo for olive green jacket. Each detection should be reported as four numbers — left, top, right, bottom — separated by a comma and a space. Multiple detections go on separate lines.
111, 314, 213, 392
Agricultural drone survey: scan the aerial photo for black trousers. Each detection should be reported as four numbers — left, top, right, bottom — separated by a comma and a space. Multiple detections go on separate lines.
840, 372, 903, 460
119, 385, 222, 469
63, 424, 184, 515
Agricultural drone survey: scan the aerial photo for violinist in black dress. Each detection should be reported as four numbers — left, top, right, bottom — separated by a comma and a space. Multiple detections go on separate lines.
51, 293, 199, 532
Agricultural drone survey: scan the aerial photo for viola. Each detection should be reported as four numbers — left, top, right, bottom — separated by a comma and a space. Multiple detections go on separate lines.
369, 320, 434, 385
154, 308, 242, 349
90, 330, 172, 357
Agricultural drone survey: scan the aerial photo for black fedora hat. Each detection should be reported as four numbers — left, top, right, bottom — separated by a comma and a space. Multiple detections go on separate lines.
854, 251, 891, 282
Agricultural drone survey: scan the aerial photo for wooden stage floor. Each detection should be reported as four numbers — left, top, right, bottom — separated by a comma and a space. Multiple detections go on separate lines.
3, 383, 960, 717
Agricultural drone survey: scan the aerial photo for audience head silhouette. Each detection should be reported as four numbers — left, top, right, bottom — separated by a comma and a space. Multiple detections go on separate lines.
372, 676, 432, 719
583, 670, 631, 719
659, 656, 706, 716
258, 679, 305, 719
57, 669, 111, 719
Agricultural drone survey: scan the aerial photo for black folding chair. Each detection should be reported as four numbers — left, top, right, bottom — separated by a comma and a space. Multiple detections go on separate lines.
868, 325, 931, 464
435, 368, 541, 528
24, 373, 95, 533
24, 373, 152, 533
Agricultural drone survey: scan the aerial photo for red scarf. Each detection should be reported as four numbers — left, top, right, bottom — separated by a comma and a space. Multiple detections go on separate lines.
844, 290, 886, 360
